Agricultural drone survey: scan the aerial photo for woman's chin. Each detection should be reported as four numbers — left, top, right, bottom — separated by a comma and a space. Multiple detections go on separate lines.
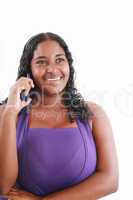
42, 87, 61, 96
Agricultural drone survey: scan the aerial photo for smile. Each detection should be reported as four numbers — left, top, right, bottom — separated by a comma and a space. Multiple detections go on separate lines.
46, 77, 61, 81
45, 76, 63, 81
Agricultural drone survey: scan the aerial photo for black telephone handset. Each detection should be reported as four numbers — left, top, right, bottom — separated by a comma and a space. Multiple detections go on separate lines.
20, 73, 32, 101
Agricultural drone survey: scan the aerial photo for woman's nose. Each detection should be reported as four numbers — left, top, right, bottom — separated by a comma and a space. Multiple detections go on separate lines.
45, 63, 57, 73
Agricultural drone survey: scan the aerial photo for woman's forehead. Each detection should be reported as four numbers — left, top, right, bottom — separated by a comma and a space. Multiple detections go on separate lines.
33, 40, 65, 59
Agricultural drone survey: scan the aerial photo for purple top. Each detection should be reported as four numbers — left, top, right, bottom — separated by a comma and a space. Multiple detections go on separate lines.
0, 108, 97, 199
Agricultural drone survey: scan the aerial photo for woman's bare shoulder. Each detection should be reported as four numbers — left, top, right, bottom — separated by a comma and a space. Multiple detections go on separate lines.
86, 101, 103, 130
0, 104, 18, 125
87, 101, 105, 117
87, 101, 112, 131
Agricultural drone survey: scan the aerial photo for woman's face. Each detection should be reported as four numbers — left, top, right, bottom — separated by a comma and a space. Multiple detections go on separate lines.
31, 39, 70, 96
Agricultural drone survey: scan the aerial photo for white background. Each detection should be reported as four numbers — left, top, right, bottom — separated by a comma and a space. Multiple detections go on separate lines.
0, 0, 133, 199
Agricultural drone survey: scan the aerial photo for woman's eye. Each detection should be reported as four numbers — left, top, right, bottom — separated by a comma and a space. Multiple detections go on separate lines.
36, 60, 47, 65
56, 58, 65, 63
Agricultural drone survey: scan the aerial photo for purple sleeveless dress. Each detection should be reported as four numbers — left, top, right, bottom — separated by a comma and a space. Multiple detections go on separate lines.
0, 107, 97, 199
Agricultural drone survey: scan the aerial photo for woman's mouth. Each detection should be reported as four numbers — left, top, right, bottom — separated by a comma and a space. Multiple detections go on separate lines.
46, 77, 62, 81
44, 76, 63, 83
45, 76, 63, 81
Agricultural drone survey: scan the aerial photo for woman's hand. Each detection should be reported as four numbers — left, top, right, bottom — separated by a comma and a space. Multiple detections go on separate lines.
4, 187, 42, 200
6, 76, 34, 114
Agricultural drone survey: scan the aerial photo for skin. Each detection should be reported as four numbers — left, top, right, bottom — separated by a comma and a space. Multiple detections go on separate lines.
31, 39, 70, 108
2, 40, 118, 199
28, 39, 76, 128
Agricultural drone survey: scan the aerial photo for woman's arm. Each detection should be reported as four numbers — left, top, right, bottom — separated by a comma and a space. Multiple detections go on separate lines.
41, 102, 119, 200
0, 77, 33, 195
0, 105, 19, 195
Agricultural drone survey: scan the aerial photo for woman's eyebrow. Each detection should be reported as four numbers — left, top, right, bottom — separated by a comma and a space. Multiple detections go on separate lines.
56, 54, 66, 57
34, 54, 66, 60
34, 56, 47, 60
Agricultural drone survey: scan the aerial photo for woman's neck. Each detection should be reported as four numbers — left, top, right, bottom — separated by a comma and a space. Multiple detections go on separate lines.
31, 93, 66, 111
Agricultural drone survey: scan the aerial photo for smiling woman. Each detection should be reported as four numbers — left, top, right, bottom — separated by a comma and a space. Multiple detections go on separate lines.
30, 39, 70, 98
0, 32, 118, 200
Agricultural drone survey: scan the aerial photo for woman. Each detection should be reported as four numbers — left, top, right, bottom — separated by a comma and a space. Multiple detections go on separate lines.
0, 32, 119, 200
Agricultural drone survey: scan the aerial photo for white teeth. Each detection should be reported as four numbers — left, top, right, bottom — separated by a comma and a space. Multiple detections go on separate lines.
47, 77, 61, 81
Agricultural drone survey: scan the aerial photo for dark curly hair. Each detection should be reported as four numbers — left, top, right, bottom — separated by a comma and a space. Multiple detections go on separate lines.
0, 32, 94, 122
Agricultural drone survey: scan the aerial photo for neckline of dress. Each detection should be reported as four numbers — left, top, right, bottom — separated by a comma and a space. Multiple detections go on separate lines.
26, 108, 80, 130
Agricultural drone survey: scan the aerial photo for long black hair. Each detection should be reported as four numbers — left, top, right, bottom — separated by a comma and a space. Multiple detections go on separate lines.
0, 32, 94, 122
